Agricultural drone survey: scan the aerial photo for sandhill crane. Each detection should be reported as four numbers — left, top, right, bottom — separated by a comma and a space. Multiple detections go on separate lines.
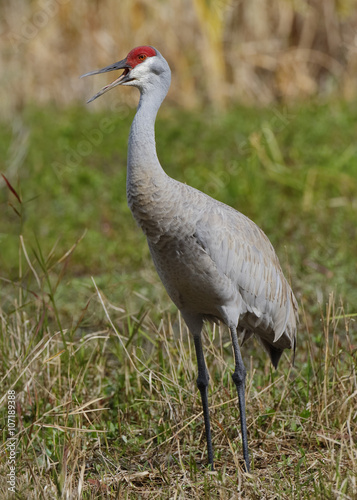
82, 46, 298, 473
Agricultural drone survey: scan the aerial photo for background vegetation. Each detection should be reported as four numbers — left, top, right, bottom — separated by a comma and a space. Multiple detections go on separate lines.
1, 0, 356, 498
1, 0, 357, 115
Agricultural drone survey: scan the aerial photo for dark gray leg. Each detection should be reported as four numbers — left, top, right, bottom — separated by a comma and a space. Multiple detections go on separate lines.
193, 333, 214, 470
229, 326, 250, 472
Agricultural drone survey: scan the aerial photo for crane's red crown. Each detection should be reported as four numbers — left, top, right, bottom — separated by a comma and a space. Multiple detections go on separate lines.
126, 46, 157, 68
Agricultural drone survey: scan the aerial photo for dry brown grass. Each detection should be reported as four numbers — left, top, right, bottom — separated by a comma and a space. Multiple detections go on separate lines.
1, 0, 357, 118
0, 261, 356, 498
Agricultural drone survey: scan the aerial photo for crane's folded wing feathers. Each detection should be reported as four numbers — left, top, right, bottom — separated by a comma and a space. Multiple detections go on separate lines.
194, 200, 298, 362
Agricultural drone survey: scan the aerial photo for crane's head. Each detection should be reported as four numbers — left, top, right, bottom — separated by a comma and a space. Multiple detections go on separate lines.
81, 46, 171, 103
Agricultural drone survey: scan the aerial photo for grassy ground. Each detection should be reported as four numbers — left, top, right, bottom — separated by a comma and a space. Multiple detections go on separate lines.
0, 100, 356, 498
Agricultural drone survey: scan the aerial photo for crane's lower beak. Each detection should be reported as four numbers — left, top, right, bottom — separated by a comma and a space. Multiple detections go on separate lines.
81, 57, 132, 103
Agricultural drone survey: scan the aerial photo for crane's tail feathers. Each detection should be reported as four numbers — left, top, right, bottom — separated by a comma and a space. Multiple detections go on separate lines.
257, 338, 284, 369
291, 335, 296, 367
273, 287, 291, 344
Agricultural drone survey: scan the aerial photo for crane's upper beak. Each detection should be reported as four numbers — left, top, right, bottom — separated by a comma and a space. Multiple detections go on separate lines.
81, 57, 132, 103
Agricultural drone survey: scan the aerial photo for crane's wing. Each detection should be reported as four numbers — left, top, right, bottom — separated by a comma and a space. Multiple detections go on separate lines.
194, 199, 298, 365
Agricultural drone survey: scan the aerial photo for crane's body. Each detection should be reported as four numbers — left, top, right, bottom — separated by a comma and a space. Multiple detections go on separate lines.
131, 174, 296, 358
82, 46, 298, 472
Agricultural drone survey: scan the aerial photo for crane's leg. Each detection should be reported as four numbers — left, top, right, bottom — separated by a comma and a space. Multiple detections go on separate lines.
193, 333, 214, 470
229, 326, 250, 472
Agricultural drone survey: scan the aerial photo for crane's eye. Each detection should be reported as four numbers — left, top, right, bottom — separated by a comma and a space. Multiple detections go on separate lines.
138, 54, 147, 61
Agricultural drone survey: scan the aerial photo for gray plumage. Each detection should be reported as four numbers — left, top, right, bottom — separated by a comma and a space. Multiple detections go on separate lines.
82, 46, 298, 472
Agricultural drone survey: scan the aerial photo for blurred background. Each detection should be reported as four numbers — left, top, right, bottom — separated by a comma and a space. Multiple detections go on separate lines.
1, 0, 357, 116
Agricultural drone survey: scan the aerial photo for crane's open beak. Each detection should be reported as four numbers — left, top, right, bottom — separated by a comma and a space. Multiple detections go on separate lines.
81, 57, 132, 103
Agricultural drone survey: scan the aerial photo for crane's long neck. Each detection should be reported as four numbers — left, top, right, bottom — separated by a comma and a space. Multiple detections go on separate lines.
127, 91, 163, 175
127, 85, 170, 228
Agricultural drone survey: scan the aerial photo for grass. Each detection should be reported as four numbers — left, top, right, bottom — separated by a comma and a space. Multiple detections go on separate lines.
0, 100, 356, 498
